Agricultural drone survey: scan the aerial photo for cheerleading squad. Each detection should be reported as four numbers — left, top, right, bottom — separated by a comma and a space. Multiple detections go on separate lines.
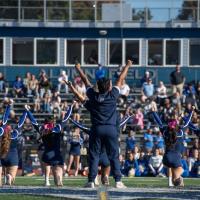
0, 60, 200, 188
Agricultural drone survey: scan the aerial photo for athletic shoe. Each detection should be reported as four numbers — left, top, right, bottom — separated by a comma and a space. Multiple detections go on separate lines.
45, 180, 51, 187
115, 181, 127, 189
25, 104, 31, 110
158, 173, 166, 178
94, 176, 100, 186
6, 174, 12, 186
84, 182, 95, 188
101, 175, 110, 186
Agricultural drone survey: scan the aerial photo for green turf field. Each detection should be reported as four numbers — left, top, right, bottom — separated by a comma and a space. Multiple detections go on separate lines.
7, 176, 200, 188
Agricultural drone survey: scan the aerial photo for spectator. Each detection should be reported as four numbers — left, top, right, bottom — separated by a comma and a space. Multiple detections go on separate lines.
75, 80, 86, 97
132, 108, 144, 130
171, 91, 182, 114
138, 151, 149, 176
50, 91, 61, 117
156, 81, 167, 106
161, 98, 174, 123
39, 76, 51, 98
58, 70, 68, 93
148, 148, 165, 177
170, 64, 185, 96
181, 154, 189, 177
133, 146, 140, 160
141, 78, 154, 103
0, 72, 8, 95
72, 101, 81, 122
183, 83, 197, 107
34, 94, 41, 112
61, 101, 69, 119
119, 80, 130, 103
191, 152, 200, 177
141, 71, 151, 85
154, 130, 165, 152
119, 154, 125, 175
42, 92, 51, 113
188, 149, 199, 175
143, 129, 154, 153
28, 74, 39, 96
125, 130, 136, 154
123, 152, 141, 177
13, 76, 24, 97
23, 72, 32, 95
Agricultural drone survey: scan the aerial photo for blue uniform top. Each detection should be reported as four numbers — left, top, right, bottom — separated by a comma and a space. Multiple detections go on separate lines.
152, 111, 193, 154
85, 86, 120, 126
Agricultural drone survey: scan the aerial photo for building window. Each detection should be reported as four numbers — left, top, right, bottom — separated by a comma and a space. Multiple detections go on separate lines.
84, 40, 98, 64
36, 39, 58, 65
166, 40, 180, 65
109, 40, 122, 65
190, 39, 200, 65
66, 40, 81, 64
12, 38, 33, 65
125, 40, 139, 65
148, 40, 163, 65
0, 39, 3, 64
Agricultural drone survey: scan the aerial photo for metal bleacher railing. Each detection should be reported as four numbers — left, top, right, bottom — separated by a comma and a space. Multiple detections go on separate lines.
0, 0, 199, 25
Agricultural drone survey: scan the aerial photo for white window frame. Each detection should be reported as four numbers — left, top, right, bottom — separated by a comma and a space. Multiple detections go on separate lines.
146, 39, 164, 67
108, 39, 123, 66
164, 39, 183, 67
123, 39, 142, 67
11, 38, 35, 66
64, 39, 100, 67
0, 38, 5, 66
188, 38, 200, 67
35, 38, 59, 66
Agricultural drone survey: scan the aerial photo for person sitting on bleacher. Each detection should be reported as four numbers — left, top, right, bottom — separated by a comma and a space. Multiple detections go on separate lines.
143, 128, 154, 153
181, 154, 189, 177
141, 78, 154, 103
138, 151, 149, 176
13, 76, 25, 98
191, 152, 200, 178
188, 149, 199, 176
125, 130, 136, 154
123, 152, 141, 177
148, 148, 165, 177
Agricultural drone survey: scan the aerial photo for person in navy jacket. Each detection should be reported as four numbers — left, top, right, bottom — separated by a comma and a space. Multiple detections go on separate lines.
24, 103, 73, 186
152, 105, 194, 187
0, 99, 27, 185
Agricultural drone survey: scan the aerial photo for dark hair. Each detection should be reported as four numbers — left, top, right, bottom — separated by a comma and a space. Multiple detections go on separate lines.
97, 78, 111, 94
165, 127, 178, 148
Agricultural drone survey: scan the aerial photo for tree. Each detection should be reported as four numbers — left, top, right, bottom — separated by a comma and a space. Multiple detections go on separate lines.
176, 0, 198, 21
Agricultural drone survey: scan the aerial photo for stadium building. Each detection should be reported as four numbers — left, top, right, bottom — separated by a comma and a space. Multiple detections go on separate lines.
0, 0, 200, 85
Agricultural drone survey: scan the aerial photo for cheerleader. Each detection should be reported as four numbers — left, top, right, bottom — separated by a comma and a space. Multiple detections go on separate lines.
0, 99, 27, 185
152, 106, 194, 187
69, 114, 133, 186
24, 103, 73, 186
66, 127, 83, 176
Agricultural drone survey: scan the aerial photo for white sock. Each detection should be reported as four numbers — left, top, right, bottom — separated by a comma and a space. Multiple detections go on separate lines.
168, 176, 174, 187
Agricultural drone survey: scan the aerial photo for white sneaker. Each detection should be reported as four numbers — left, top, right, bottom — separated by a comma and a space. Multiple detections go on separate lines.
84, 182, 95, 188
45, 180, 51, 186
115, 181, 127, 189
158, 173, 166, 178
25, 104, 31, 110
94, 176, 100, 186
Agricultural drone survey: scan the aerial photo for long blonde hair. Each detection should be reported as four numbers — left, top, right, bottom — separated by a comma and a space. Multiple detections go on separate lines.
0, 125, 11, 159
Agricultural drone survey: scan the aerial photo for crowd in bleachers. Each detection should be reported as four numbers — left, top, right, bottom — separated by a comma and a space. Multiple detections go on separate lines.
0, 64, 199, 178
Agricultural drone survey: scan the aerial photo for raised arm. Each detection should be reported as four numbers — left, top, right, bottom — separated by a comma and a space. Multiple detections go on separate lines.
64, 80, 85, 103
69, 118, 90, 135
24, 105, 40, 132
181, 109, 194, 129
115, 60, 132, 88
75, 63, 92, 88
119, 114, 134, 127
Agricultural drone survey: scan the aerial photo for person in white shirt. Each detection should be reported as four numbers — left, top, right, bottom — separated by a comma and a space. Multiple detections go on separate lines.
58, 71, 68, 93
120, 80, 130, 102
157, 81, 167, 106
188, 149, 199, 172
148, 148, 165, 177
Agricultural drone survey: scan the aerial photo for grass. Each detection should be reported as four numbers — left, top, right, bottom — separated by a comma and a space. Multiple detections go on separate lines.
11, 176, 200, 188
